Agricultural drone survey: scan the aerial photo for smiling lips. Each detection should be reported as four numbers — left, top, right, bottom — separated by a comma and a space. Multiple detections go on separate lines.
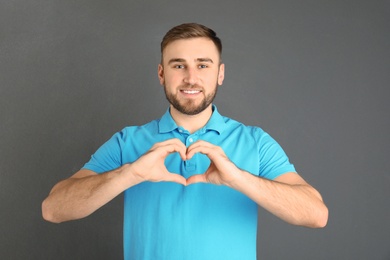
181, 89, 201, 94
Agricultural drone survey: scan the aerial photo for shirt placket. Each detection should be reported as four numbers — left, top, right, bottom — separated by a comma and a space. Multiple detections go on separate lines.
184, 133, 198, 171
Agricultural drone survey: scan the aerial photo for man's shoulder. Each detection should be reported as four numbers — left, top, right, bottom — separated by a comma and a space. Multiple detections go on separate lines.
221, 115, 266, 136
117, 118, 160, 139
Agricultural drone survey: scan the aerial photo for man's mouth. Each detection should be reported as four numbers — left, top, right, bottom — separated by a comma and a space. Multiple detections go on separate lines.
181, 90, 201, 94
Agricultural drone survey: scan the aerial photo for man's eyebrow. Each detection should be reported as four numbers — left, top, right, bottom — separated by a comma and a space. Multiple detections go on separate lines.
197, 58, 214, 63
167, 58, 214, 64
168, 58, 186, 64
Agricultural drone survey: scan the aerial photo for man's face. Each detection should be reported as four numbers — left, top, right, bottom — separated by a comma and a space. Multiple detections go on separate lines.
158, 37, 225, 116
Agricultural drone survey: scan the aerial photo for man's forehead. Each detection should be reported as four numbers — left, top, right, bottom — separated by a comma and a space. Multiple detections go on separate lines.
162, 38, 220, 63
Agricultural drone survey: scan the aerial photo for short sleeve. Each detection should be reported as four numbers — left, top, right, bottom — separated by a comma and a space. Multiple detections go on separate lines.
257, 129, 296, 180
82, 130, 125, 174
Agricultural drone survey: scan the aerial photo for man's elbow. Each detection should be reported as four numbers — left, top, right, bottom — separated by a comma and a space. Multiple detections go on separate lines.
308, 188, 329, 228
41, 199, 62, 224
311, 204, 329, 228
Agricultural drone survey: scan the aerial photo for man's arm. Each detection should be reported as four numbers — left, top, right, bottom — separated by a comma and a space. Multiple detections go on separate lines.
42, 167, 134, 223
42, 139, 187, 223
229, 171, 328, 228
186, 140, 328, 228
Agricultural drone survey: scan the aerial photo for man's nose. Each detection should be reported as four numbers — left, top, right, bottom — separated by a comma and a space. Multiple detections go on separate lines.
183, 67, 198, 86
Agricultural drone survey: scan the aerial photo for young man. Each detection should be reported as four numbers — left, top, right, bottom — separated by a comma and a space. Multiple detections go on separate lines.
42, 23, 328, 260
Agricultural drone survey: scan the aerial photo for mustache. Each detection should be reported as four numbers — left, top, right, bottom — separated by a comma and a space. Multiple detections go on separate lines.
179, 84, 203, 90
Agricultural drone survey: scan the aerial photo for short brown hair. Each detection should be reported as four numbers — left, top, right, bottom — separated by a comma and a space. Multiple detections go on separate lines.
161, 23, 222, 59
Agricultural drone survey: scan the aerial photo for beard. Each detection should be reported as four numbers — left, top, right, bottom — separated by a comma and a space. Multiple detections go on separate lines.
164, 84, 218, 116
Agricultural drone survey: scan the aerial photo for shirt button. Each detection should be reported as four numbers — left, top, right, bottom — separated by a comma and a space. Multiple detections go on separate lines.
189, 138, 194, 143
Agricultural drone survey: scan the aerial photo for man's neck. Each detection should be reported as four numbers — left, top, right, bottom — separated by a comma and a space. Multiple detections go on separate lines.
170, 105, 213, 134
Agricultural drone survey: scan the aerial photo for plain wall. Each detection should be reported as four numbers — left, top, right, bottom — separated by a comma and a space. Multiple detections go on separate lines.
1, 0, 389, 259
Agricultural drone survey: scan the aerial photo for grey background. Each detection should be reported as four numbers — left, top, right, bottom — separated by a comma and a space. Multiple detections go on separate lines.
1, 0, 389, 259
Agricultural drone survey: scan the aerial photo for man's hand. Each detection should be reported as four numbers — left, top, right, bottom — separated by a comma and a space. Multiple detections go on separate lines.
129, 138, 187, 185
185, 140, 242, 186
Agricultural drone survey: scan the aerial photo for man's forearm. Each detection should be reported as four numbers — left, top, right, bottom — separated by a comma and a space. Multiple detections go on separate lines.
42, 165, 136, 223
229, 170, 328, 228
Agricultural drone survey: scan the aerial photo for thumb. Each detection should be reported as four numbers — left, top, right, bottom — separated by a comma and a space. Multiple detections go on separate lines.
186, 174, 207, 185
165, 173, 187, 186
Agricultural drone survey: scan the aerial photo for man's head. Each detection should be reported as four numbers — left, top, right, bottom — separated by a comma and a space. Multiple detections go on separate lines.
158, 23, 225, 116
160, 23, 222, 64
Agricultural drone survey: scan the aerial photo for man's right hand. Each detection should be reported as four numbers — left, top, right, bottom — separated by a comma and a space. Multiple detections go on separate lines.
126, 138, 187, 186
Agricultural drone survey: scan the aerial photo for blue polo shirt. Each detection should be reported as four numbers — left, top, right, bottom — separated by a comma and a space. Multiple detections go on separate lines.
83, 105, 295, 260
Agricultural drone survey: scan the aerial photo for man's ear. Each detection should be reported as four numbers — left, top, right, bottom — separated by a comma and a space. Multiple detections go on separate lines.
158, 64, 164, 85
217, 63, 225, 86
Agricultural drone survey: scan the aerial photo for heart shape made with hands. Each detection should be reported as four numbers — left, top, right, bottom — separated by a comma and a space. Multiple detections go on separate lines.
137, 139, 237, 186
158, 140, 237, 186
168, 160, 226, 186
162, 156, 217, 186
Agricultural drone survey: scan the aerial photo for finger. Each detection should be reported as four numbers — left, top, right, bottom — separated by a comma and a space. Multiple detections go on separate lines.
155, 139, 187, 160
164, 173, 187, 186
186, 174, 208, 185
186, 142, 217, 160
168, 139, 187, 159
186, 140, 209, 156
186, 140, 211, 150
164, 143, 187, 160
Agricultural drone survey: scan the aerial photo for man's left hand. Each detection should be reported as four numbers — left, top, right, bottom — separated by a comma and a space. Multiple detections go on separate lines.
186, 140, 242, 186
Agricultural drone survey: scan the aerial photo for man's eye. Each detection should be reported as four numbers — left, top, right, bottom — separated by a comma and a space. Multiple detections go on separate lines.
199, 64, 208, 69
174, 65, 185, 69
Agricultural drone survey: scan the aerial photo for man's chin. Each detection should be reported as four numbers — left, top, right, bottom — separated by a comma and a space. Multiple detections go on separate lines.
173, 103, 208, 116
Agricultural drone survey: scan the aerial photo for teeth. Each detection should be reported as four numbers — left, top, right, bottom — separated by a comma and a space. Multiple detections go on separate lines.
183, 90, 200, 94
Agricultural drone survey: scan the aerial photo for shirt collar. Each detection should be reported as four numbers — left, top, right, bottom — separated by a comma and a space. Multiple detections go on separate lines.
158, 108, 179, 133
158, 105, 226, 135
